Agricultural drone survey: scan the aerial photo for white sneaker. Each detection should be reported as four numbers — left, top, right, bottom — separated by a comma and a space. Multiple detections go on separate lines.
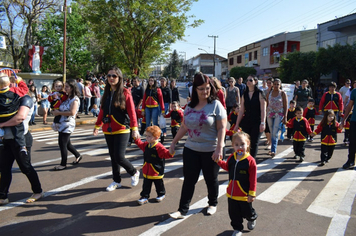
232, 230, 242, 236
106, 181, 121, 191
131, 170, 140, 187
169, 211, 185, 219
247, 219, 256, 230
156, 195, 165, 202
137, 197, 148, 205
207, 206, 217, 215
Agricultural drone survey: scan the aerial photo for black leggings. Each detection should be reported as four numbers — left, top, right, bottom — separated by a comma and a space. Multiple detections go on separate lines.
0, 138, 42, 199
105, 133, 137, 183
58, 132, 81, 166
178, 147, 220, 215
241, 123, 262, 158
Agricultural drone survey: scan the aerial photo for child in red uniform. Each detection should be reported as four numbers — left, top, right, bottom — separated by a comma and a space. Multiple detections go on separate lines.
303, 98, 319, 142
216, 132, 257, 236
287, 106, 313, 162
134, 125, 174, 205
164, 101, 184, 139
286, 100, 296, 140
310, 110, 342, 166
48, 80, 68, 130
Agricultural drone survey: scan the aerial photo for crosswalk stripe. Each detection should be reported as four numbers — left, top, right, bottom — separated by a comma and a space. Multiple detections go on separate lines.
43, 134, 104, 145
307, 169, 356, 217
31, 129, 85, 138
34, 130, 99, 141
257, 162, 318, 204
326, 176, 356, 236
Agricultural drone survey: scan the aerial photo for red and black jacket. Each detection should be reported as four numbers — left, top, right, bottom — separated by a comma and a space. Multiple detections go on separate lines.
142, 86, 165, 113
217, 89, 226, 109
344, 111, 352, 130
313, 122, 342, 146
287, 117, 313, 141
217, 152, 257, 201
287, 108, 296, 123
228, 111, 238, 130
303, 107, 319, 126
48, 91, 68, 110
319, 91, 344, 112
135, 139, 174, 179
164, 109, 184, 127
95, 88, 138, 134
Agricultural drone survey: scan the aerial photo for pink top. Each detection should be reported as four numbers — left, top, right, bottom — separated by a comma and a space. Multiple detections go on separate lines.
84, 86, 92, 98
267, 90, 284, 118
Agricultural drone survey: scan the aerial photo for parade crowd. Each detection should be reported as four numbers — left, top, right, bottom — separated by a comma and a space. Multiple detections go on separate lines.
0, 68, 355, 236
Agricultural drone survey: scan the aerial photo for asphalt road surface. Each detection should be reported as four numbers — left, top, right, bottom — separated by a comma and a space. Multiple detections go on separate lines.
0, 88, 355, 236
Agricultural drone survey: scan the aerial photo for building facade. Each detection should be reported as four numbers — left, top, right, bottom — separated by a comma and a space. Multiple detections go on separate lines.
227, 42, 261, 72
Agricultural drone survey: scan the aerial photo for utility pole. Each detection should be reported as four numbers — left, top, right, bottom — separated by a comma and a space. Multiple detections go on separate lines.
208, 35, 218, 77
63, 0, 67, 83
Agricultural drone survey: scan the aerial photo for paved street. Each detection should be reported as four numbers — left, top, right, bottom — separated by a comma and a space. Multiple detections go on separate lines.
0, 87, 355, 236
0, 122, 355, 235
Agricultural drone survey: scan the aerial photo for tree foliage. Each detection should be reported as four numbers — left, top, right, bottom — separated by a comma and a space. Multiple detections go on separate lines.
278, 51, 318, 88
0, 0, 59, 70
80, 0, 202, 76
35, 2, 94, 78
229, 66, 257, 80
163, 50, 182, 79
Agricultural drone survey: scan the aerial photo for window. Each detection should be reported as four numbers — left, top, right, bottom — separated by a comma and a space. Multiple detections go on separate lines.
322, 39, 335, 48
237, 55, 242, 63
291, 44, 297, 52
348, 35, 356, 45
262, 47, 268, 56
249, 52, 252, 61
229, 57, 234, 65
254, 51, 257, 60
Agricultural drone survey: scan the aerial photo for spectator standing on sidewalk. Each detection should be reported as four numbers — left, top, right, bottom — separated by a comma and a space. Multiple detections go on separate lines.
93, 66, 140, 191
77, 78, 85, 114
339, 79, 351, 106
38, 85, 50, 124
84, 81, 92, 115
29, 85, 38, 125
235, 77, 246, 97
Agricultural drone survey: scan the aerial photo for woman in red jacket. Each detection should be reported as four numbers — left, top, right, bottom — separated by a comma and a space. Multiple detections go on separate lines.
93, 66, 140, 191
141, 76, 165, 128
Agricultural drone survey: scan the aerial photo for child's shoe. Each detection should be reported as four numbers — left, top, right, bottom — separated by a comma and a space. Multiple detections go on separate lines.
247, 219, 256, 230
137, 197, 148, 205
156, 195, 165, 202
232, 230, 242, 236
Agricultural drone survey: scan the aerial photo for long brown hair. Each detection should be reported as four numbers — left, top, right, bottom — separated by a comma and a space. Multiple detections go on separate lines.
101, 66, 126, 110
189, 72, 217, 108
319, 110, 336, 128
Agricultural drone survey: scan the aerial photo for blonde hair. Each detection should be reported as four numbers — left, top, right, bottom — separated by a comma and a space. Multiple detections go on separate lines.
232, 131, 251, 152
0, 73, 10, 88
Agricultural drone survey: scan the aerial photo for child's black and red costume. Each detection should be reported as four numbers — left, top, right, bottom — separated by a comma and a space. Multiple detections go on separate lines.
287, 117, 313, 158
303, 107, 319, 131
164, 109, 184, 139
313, 121, 342, 162
286, 108, 296, 139
217, 152, 258, 231
48, 91, 68, 123
135, 139, 173, 199
319, 91, 344, 113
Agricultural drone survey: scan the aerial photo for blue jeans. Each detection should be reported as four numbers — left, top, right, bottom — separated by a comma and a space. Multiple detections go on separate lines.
145, 107, 160, 127
267, 114, 282, 153
30, 104, 37, 123
161, 103, 170, 133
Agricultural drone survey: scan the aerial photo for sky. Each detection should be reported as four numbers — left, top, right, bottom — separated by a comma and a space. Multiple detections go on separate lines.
169, 0, 356, 61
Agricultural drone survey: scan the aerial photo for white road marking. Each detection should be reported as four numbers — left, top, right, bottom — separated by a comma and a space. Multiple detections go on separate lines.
307, 169, 356, 217
257, 162, 318, 204
325, 174, 356, 236
43, 133, 104, 145
35, 130, 102, 141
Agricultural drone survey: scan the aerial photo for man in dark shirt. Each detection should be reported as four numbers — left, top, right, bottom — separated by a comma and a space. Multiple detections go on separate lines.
131, 77, 144, 109
235, 77, 246, 97
295, 79, 312, 109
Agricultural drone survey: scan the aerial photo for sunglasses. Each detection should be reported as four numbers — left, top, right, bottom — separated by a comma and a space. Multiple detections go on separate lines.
196, 87, 211, 91
107, 74, 118, 78
229, 81, 233, 83
247, 79, 254, 82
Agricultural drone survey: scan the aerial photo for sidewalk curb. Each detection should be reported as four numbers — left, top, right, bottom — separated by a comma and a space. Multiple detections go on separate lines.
29, 118, 97, 132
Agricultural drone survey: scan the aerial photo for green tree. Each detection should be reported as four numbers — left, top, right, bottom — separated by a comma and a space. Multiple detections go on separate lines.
80, 0, 202, 76
278, 51, 319, 88
35, 2, 95, 78
229, 66, 257, 80
163, 50, 182, 79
